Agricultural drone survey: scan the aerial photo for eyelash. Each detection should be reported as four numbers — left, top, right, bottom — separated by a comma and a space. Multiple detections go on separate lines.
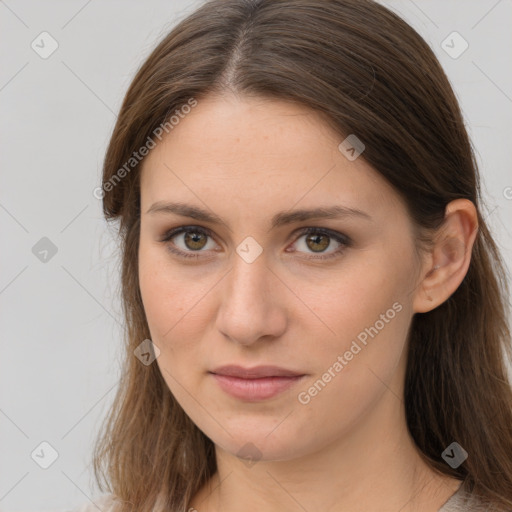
159, 225, 352, 261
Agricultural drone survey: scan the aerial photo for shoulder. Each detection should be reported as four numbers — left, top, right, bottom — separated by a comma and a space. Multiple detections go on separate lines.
66, 494, 117, 512
439, 480, 504, 512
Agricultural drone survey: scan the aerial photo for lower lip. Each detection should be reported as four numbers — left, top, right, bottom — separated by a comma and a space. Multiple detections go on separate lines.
210, 373, 305, 401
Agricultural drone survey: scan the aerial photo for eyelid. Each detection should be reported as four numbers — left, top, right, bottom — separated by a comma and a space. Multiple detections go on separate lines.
160, 225, 352, 260
159, 225, 212, 243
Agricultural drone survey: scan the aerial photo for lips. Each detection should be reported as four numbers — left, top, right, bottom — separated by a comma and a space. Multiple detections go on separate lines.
210, 365, 304, 379
209, 365, 306, 401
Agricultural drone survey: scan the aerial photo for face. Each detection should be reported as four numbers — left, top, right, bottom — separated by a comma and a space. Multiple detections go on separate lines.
138, 93, 423, 462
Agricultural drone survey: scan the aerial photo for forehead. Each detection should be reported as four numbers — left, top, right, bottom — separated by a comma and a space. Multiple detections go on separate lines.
139, 94, 404, 223
145, 94, 340, 167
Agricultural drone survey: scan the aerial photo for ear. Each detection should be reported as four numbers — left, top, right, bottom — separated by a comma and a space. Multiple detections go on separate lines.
413, 199, 478, 314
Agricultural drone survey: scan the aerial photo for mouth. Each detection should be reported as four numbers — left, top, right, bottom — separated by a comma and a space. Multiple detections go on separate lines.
209, 365, 306, 401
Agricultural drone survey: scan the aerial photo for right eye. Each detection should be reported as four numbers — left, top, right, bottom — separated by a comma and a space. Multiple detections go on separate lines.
160, 226, 218, 259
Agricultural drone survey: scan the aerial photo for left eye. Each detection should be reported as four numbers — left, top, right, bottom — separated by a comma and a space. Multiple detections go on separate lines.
289, 227, 351, 259
160, 226, 351, 260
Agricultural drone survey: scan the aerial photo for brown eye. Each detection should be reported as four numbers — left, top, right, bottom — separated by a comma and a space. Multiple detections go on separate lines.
161, 226, 217, 259
305, 233, 330, 252
183, 231, 208, 250
290, 227, 352, 260
161, 225, 351, 261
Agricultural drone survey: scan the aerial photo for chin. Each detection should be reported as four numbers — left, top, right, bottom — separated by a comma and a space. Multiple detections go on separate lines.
207, 420, 314, 464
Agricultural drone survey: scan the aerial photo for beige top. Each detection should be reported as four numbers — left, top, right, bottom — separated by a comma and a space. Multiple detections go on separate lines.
70, 480, 496, 511
438, 479, 500, 511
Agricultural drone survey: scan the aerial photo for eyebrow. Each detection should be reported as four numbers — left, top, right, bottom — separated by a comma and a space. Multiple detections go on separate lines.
146, 201, 372, 231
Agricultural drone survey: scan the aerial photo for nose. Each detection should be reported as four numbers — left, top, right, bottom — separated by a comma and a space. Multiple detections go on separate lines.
215, 253, 288, 347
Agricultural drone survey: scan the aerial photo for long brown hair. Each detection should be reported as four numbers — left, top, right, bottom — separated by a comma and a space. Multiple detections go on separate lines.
93, 0, 512, 510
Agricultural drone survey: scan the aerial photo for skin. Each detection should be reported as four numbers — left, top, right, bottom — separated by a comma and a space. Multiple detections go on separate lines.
138, 93, 478, 512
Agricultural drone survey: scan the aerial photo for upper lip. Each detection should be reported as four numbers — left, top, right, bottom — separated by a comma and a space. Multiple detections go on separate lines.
210, 365, 304, 379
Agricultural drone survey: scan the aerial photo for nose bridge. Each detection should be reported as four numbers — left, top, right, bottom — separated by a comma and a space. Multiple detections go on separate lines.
216, 246, 286, 345
226, 247, 272, 313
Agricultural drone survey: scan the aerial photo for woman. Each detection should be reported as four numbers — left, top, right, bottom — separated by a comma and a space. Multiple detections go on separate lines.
78, 0, 512, 510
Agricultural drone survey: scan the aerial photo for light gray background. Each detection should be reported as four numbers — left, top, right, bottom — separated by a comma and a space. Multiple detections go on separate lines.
1, 1, 511, 510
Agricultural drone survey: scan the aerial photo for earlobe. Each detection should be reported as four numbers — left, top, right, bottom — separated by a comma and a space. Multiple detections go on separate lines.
412, 199, 478, 313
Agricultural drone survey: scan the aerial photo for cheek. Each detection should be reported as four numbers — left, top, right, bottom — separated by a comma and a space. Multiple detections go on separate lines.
138, 254, 205, 405
301, 253, 413, 395
139, 242, 206, 341
313, 261, 408, 344
138, 242, 220, 407
288, 279, 411, 454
